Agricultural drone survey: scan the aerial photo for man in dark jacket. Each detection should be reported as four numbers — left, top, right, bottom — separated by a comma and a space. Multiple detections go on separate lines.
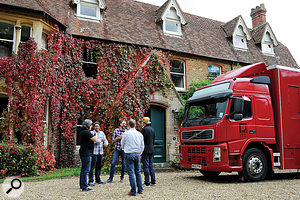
141, 117, 156, 186
79, 119, 97, 192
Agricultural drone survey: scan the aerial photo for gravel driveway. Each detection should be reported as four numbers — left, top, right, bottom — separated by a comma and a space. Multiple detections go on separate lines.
1, 170, 299, 200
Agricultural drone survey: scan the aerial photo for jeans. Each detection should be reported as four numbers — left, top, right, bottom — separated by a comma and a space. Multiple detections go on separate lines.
109, 150, 125, 181
79, 156, 92, 189
142, 153, 156, 185
89, 154, 103, 183
125, 153, 143, 194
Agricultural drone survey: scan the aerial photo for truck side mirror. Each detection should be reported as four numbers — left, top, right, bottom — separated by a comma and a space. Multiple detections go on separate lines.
233, 97, 244, 114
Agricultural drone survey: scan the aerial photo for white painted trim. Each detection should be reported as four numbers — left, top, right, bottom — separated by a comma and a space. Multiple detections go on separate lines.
163, 19, 182, 36
161, 0, 186, 25
76, 1, 101, 21
267, 65, 300, 73
170, 59, 185, 90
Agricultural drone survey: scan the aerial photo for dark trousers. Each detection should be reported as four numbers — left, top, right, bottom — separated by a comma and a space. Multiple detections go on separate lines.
142, 153, 156, 185
79, 156, 92, 189
89, 154, 103, 183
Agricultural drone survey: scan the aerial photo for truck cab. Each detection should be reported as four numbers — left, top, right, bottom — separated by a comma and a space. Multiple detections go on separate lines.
180, 62, 300, 181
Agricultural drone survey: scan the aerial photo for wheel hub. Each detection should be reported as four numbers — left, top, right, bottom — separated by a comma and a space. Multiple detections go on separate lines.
248, 156, 263, 175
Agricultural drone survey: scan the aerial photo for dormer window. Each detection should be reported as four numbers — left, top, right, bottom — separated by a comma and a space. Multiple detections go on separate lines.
163, 7, 181, 36
73, 0, 106, 21
233, 25, 248, 50
261, 32, 275, 55
223, 16, 251, 51
155, 0, 186, 37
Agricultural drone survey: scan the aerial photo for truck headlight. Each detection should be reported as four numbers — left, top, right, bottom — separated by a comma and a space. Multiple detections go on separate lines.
213, 147, 221, 162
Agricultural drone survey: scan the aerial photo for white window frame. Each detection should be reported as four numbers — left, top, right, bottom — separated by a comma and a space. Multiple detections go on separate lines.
163, 19, 182, 36
77, 0, 101, 21
42, 100, 49, 147
170, 59, 185, 91
0, 20, 16, 56
41, 32, 48, 50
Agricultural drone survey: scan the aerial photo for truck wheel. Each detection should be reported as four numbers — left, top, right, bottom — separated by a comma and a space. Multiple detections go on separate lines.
242, 148, 268, 181
199, 170, 221, 178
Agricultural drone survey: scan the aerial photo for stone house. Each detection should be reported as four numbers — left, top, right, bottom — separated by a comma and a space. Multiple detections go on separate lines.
0, 0, 298, 165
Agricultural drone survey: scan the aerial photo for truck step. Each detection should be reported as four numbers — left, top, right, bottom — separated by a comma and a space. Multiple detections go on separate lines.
273, 153, 281, 167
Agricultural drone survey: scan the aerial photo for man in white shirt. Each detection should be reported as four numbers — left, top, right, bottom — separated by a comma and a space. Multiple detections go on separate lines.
121, 119, 144, 196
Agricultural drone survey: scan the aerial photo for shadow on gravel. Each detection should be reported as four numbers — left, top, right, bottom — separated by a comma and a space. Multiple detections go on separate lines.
186, 172, 299, 184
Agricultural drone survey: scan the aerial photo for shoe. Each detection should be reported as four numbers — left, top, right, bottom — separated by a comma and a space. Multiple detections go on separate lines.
82, 187, 94, 192
138, 191, 143, 194
88, 182, 95, 186
128, 191, 136, 196
95, 181, 107, 184
144, 183, 150, 187
107, 179, 113, 183
150, 183, 156, 186
120, 178, 124, 183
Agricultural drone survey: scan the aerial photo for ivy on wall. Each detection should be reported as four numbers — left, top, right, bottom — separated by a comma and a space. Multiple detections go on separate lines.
0, 29, 171, 171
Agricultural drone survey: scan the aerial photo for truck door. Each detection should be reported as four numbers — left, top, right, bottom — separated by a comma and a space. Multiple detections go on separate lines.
227, 96, 255, 153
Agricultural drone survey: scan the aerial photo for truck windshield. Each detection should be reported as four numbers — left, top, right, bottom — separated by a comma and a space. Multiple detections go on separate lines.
182, 98, 228, 127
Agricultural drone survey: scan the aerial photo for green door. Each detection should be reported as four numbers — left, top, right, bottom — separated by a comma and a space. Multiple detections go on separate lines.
149, 105, 166, 163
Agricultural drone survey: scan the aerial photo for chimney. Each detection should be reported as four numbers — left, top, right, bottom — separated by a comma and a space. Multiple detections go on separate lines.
250, 4, 267, 28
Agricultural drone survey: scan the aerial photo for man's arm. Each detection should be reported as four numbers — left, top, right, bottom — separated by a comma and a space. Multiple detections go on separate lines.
103, 133, 109, 148
89, 131, 97, 143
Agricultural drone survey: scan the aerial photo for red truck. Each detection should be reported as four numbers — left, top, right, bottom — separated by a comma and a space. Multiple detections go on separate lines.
179, 62, 300, 181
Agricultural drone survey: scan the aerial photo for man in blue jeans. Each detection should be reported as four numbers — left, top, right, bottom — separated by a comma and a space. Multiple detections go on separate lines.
107, 120, 126, 183
79, 119, 97, 192
141, 117, 156, 186
121, 119, 144, 196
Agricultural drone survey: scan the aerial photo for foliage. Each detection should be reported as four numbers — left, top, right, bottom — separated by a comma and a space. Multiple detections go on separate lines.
0, 29, 171, 173
177, 79, 212, 122
0, 143, 38, 178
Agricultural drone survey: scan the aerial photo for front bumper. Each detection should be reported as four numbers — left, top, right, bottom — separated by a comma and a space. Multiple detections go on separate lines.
180, 143, 242, 172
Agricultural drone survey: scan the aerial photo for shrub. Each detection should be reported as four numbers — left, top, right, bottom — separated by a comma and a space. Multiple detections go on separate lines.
0, 143, 38, 178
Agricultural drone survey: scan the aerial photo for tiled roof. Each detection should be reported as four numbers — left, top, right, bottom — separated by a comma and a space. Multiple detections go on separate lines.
222, 15, 240, 38
1, 0, 298, 68
155, 0, 169, 22
252, 23, 267, 44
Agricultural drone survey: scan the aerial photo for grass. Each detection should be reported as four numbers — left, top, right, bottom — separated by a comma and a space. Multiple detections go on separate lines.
0, 167, 81, 183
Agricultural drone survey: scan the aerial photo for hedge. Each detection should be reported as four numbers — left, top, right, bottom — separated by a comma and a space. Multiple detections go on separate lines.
0, 143, 38, 178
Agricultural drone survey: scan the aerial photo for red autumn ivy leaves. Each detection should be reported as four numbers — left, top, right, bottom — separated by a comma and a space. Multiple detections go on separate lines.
0, 30, 170, 170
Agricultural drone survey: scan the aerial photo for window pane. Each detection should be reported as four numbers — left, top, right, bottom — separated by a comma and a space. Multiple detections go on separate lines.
0, 41, 13, 57
171, 60, 184, 73
165, 21, 179, 33
171, 74, 184, 88
82, 63, 98, 78
208, 65, 221, 80
0, 22, 14, 40
41, 33, 48, 49
80, 4, 97, 18
21, 26, 31, 42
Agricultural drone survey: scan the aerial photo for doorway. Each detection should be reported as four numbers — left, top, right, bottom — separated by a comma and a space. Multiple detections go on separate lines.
145, 105, 166, 163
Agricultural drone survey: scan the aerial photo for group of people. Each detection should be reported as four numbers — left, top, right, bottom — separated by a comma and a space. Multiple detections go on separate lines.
79, 117, 156, 196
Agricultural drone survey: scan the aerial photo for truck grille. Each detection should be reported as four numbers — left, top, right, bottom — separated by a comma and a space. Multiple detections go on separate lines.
188, 156, 207, 165
181, 129, 213, 140
187, 146, 206, 154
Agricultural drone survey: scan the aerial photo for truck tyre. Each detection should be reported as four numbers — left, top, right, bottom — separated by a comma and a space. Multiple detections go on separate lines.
199, 170, 221, 178
242, 148, 268, 181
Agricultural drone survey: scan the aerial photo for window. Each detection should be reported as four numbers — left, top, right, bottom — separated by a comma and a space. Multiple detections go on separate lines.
41, 32, 48, 50
76, 0, 101, 20
0, 94, 8, 142
230, 97, 252, 119
81, 48, 98, 78
233, 25, 247, 49
42, 101, 49, 147
163, 7, 182, 36
0, 21, 15, 57
20, 25, 32, 42
170, 59, 185, 90
208, 65, 221, 80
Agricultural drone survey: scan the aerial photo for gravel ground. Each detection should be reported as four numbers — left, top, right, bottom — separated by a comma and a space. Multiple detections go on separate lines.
1, 169, 299, 200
